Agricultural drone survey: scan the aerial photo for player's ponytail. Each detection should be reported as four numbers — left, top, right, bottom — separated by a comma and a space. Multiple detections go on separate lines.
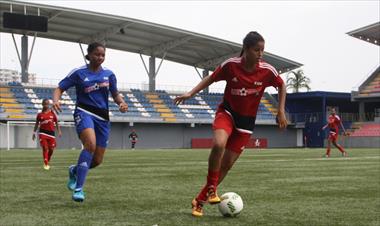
86, 42, 105, 61
240, 31, 265, 57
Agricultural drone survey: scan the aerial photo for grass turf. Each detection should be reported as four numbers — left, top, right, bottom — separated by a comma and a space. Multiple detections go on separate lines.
0, 148, 379, 226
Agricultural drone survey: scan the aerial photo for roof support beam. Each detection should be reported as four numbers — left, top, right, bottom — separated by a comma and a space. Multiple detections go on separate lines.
139, 53, 167, 92
47, 10, 62, 21
11, 33, 37, 83
78, 22, 134, 44
140, 35, 193, 56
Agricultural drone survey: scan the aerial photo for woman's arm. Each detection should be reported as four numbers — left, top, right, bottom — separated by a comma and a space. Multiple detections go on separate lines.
32, 120, 39, 141
52, 88, 64, 113
276, 82, 288, 129
112, 92, 128, 113
174, 75, 215, 105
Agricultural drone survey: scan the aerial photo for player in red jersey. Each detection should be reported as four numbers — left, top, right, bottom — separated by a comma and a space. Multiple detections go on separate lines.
32, 99, 62, 170
128, 130, 138, 149
174, 31, 288, 217
322, 108, 348, 157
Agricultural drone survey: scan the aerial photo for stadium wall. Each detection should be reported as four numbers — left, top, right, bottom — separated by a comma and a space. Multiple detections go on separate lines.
0, 122, 299, 149
334, 137, 380, 148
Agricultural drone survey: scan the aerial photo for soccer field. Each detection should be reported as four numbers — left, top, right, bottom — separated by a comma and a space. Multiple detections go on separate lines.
1, 148, 379, 226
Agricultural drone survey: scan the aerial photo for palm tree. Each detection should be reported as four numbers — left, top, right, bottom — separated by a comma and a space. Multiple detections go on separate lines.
286, 69, 311, 93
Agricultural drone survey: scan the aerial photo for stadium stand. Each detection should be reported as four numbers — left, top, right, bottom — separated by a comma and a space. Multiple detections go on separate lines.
349, 122, 380, 137
0, 84, 278, 123
349, 22, 380, 124
353, 66, 380, 98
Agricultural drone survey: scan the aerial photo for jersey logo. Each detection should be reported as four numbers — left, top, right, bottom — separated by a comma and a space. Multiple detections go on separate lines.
254, 81, 263, 86
84, 82, 109, 93
232, 77, 238, 82
231, 88, 259, 96
79, 161, 88, 167
84, 77, 89, 81
74, 115, 82, 124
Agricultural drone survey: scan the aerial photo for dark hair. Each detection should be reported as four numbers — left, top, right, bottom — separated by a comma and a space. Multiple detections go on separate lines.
85, 42, 105, 61
42, 98, 50, 104
239, 31, 265, 57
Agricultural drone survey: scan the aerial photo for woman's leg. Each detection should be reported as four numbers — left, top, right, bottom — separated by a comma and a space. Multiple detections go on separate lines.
218, 150, 240, 185
195, 129, 229, 203
91, 146, 106, 169
326, 139, 331, 157
218, 130, 251, 185
74, 128, 96, 191
332, 140, 346, 155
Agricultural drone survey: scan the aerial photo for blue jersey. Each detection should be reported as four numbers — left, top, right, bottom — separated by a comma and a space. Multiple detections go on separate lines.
59, 65, 118, 120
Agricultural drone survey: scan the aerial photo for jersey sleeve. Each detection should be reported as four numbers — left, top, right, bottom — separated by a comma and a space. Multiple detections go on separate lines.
53, 111, 58, 123
267, 68, 284, 88
211, 64, 228, 82
35, 113, 40, 123
109, 73, 118, 95
58, 69, 78, 91
335, 115, 341, 124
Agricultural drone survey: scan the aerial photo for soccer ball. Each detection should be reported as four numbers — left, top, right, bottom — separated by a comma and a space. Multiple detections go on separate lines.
218, 192, 243, 217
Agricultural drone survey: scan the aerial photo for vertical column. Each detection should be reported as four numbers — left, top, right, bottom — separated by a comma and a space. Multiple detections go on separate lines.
202, 69, 209, 93
21, 35, 28, 83
359, 102, 365, 122
321, 96, 326, 148
149, 56, 156, 92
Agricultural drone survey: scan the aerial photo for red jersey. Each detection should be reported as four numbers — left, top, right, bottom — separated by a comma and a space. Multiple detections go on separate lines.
36, 110, 58, 137
327, 114, 341, 133
211, 57, 284, 117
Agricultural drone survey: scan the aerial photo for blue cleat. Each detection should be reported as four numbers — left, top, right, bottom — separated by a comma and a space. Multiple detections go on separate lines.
72, 189, 85, 202
67, 165, 77, 191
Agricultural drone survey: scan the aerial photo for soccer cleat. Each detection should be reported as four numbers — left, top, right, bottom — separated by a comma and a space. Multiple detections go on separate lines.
72, 189, 85, 202
43, 164, 50, 170
324, 154, 330, 158
67, 165, 77, 191
191, 199, 204, 217
207, 186, 221, 204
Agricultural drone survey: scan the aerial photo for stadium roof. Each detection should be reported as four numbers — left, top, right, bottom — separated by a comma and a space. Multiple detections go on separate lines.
347, 22, 380, 46
0, 0, 302, 72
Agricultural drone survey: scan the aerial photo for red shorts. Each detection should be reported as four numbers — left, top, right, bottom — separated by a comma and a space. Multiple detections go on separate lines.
212, 110, 251, 154
328, 131, 338, 142
39, 134, 56, 149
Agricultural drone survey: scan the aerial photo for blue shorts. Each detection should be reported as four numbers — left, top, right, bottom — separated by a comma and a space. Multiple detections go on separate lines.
74, 110, 110, 148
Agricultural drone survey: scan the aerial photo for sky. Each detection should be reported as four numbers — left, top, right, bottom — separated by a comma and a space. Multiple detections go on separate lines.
1, 0, 379, 93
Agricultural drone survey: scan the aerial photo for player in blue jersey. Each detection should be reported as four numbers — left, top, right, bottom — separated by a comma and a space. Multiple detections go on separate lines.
52, 42, 128, 202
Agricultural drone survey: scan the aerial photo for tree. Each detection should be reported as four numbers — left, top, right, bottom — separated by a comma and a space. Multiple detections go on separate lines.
286, 69, 311, 93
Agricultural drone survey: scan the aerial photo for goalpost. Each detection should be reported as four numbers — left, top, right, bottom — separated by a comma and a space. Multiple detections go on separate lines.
3, 121, 75, 151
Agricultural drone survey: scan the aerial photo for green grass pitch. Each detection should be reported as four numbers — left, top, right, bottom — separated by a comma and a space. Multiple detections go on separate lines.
1, 148, 379, 226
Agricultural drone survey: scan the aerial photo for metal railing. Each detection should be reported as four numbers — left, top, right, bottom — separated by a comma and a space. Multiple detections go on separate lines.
1, 77, 225, 93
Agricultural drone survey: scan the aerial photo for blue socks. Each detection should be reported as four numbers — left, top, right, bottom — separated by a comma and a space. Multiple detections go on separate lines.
75, 149, 93, 191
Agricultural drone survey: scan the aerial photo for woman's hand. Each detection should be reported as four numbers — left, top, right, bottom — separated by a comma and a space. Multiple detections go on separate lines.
174, 92, 192, 105
276, 111, 288, 129
52, 101, 62, 114
119, 102, 128, 113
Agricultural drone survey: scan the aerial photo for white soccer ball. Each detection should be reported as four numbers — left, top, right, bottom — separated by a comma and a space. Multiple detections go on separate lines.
218, 192, 243, 217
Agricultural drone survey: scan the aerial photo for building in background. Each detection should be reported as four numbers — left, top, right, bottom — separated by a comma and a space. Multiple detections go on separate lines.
0, 69, 36, 84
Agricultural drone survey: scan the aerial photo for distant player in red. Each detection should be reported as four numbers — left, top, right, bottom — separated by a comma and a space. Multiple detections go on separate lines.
322, 108, 348, 157
174, 31, 288, 217
128, 130, 138, 149
32, 99, 62, 170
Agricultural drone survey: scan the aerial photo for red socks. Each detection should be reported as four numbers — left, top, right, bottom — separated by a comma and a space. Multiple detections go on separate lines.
207, 170, 220, 188
48, 149, 54, 161
196, 170, 220, 202
337, 145, 345, 153
42, 147, 49, 165
326, 148, 331, 156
